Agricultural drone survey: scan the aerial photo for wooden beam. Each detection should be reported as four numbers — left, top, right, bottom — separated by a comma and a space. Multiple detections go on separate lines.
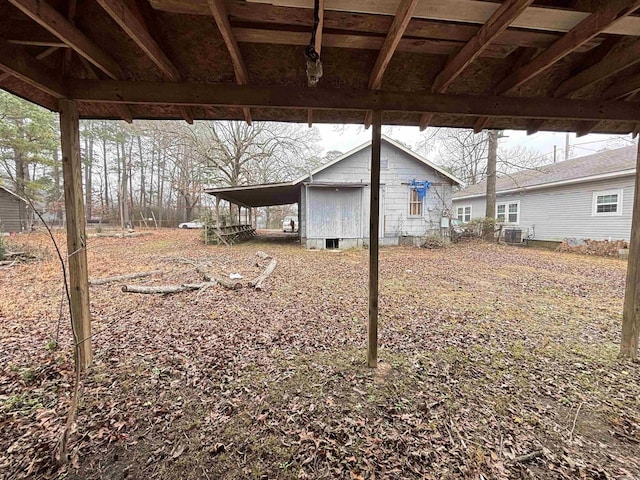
207, 0, 252, 124
554, 38, 640, 98
0, 38, 66, 97
233, 28, 515, 58
307, 0, 323, 127
245, 0, 640, 36
602, 72, 640, 101
369, 0, 418, 91
59, 99, 92, 371
368, 109, 381, 368
420, 0, 533, 129
96, 0, 180, 80
95, 0, 194, 123
0, 45, 59, 83
67, 80, 640, 124
473, 116, 490, 133
433, 0, 533, 94
7, 0, 124, 79
526, 119, 546, 135
78, 56, 133, 123
621, 138, 640, 360
494, 0, 640, 96
151, 1, 599, 52
365, 0, 418, 128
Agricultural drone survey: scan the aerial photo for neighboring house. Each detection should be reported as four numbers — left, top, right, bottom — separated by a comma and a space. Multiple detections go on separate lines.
452, 145, 637, 243
205, 136, 463, 249
0, 186, 29, 233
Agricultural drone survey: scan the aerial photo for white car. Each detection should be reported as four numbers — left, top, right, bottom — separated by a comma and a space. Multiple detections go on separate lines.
178, 221, 204, 229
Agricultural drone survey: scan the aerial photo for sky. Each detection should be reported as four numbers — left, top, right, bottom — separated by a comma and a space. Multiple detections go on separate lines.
314, 124, 638, 165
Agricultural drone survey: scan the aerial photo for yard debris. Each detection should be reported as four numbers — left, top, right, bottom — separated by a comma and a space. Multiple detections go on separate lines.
250, 251, 277, 291
121, 282, 215, 294
557, 238, 628, 257
420, 235, 447, 249
1, 232, 639, 479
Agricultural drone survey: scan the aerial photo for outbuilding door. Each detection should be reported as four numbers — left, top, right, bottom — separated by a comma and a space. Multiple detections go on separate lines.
307, 187, 362, 239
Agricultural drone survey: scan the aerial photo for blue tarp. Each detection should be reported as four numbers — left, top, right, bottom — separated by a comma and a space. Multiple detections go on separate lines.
410, 179, 432, 200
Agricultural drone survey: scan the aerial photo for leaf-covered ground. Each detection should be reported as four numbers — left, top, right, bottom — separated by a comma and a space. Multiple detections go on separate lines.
1, 230, 639, 479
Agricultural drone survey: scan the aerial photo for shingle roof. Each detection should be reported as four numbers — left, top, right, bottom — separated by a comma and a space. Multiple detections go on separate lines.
453, 145, 637, 199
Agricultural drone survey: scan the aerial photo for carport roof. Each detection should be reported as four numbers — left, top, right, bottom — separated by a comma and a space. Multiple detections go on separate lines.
204, 181, 301, 207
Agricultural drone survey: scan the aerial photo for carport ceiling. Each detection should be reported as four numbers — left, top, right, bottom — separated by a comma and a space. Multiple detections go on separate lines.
2, 0, 640, 135
205, 182, 301, 207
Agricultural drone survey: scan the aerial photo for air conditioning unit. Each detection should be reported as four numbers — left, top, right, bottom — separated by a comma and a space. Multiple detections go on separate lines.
504, 228, 522, 244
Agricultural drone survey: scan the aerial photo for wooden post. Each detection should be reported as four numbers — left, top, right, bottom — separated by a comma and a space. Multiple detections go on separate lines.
368, 110, 382, 368
237, 204, 241, 225
59, 99, 92, 371
621, 139, 640, 360
215, 196, 220, 227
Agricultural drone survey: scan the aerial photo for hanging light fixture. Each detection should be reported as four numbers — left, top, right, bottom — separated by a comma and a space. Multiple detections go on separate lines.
305, 0, 323, 86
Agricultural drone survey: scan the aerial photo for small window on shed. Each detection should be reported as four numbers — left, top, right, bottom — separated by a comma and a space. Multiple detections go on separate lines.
326, 238, 339, 249
409, 188, 422, 216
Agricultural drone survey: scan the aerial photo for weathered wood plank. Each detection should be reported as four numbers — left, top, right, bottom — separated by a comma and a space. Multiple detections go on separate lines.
59, 99, 92, 371
368, 109, 381, 368
66, 80, 640, 124
0, 38, 66, 97
494, 0, 640, 95
621, 140, 640, 360
8, 0, 124, 79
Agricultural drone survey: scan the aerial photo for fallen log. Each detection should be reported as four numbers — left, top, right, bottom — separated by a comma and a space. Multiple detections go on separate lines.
90, 270, 163, 286
121, 282, 215, 294
250, 258, 277, 291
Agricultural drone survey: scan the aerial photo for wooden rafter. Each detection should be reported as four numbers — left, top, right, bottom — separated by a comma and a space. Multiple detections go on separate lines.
494, 0, 640, 96
554, 39, 640, 98
95, 0, 194, 124
67, 80, 640, 125
244, 0, 640, 36
603, 72, 640, 101
307, 0, 324, 128
207, 0, 252, 125
0, 38, 66, 97
365, 0, 418, 128
419, 0, 533, 130
78, 57, 133, 123
7, 0, 124, 80
434, 0, 533, 94
0, 45, 59, 83
471, 0, 640, 133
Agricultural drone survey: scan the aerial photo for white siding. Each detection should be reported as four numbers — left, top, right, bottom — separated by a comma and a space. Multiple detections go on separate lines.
308, 141, 455, 244
452, 175, 635, 241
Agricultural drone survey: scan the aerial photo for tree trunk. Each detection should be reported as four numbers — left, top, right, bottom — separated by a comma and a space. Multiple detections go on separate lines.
621, 140, 640, 361
85, 134, 93, 222
484, 130, 498, 241
102, 134, 109, 210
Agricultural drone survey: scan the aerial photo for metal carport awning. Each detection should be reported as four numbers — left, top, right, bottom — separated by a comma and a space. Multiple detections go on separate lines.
204, 182, 302, 207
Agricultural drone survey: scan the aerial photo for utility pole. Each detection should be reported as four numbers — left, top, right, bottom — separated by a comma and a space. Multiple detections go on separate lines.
484, 130, 499, 241
565, 132, 570, 161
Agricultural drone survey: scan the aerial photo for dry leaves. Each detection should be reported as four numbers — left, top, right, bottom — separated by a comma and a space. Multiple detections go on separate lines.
0, 230, 639, 479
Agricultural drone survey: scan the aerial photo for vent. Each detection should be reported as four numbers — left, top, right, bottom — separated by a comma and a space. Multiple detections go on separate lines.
326, 238, 339, 249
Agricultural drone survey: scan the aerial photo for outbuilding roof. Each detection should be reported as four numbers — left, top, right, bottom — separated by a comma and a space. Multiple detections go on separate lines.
205, 135, 462, 206
453, 144, 638, 200
0, 185, 28, 204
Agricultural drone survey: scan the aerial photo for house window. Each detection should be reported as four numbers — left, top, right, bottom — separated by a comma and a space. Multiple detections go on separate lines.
496, 201, 519, 224
409, 188, 422, 216
456, 205, 471, 223
593, 189, 623, 216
